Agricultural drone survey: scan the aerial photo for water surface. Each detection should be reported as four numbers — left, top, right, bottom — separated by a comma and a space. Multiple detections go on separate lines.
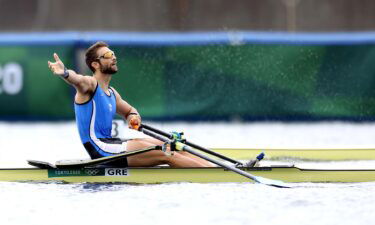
1, 122, 375, 225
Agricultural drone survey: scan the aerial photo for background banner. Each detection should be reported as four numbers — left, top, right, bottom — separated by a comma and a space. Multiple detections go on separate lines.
0, 45, 75, 119
1, 32, 375, 121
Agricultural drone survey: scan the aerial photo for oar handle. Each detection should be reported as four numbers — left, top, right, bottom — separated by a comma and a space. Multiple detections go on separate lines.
140, 124, 243, 165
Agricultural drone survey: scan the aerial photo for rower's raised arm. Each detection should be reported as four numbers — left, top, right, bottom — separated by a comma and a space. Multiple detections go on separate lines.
47, 53, 95, 94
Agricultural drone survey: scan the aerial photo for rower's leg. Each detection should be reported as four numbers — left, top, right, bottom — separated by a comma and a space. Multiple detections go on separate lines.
128, 138, 213, 167
126, 139, 212, 167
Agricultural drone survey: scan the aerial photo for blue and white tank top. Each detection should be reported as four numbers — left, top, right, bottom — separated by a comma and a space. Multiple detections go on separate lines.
74, 81, 124, 156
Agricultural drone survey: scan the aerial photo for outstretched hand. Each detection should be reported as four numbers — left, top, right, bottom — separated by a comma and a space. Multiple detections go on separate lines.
48, 53, 65, 76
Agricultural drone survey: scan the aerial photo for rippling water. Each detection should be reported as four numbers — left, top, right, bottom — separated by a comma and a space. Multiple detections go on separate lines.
1, 182, 375, 225
1, 121, 375, 225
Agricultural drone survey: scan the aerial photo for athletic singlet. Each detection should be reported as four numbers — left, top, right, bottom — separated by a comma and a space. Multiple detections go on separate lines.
74, 82, 126, 159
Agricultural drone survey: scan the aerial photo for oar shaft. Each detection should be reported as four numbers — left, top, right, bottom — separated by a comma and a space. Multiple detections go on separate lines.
184, 141, 241, 164
141, 129, 258, 182
141, 124, 242, 165
141, 124, 171, 138
180, 144, 259, 181
142, 129, 170, 143
141, 125, 289, 188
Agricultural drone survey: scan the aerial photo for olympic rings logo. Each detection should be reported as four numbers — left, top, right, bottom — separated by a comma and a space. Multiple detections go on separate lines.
84, 169, 100, 176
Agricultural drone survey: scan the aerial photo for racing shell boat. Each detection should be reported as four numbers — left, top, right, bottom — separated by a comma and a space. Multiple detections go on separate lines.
0, 165, 374, 183
2, 124, 374, 187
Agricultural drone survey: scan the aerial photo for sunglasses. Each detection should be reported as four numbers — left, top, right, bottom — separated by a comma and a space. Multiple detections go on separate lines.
97, 51, 115, 60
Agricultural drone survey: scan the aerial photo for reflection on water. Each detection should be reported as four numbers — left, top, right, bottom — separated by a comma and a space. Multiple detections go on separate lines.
73, 182, 146, 193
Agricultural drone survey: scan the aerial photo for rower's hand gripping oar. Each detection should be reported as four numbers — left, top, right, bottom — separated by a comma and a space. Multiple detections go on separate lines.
139, 124, 291, 188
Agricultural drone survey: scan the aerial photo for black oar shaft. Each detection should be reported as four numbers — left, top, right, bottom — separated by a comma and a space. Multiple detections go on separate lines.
141, 124, 175, 139
141, 125, 289, 188
141, 129, 258, 182
181, 145, 259, 181
142, 129, 170, 143
141, 124, 242, 165
184, 141, 241, 164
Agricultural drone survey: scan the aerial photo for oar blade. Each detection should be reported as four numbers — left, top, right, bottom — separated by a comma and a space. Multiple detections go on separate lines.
254, 176, 291, 188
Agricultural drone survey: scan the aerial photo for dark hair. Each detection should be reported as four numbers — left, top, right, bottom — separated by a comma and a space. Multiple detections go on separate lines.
85, 41, 109, 72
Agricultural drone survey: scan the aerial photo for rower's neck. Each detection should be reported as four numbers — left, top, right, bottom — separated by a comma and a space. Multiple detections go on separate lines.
93, 73, 112, 92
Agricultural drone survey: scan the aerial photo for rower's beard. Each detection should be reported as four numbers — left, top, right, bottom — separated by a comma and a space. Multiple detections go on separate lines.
100, 65, 118, 75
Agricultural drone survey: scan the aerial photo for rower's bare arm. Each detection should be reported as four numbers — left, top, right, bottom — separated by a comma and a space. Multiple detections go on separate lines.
47, 53, 95, 93
112, 88, 141, 129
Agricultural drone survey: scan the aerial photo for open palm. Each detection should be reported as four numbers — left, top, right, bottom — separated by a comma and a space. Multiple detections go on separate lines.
47, 53, 65, 76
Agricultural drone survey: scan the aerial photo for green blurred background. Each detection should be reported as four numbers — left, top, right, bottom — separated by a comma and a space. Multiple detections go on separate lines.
2, 0, 375, 121
111, 44, 375, 120
1, 37, 375, 121
0, 45, 75, 120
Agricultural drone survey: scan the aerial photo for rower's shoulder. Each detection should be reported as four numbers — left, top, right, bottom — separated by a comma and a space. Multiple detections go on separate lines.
109, 86, 121, 98
109, 86, 118, 93
74, 76, 98, 99
85, 75, 98, 86
80, 75, 98, 91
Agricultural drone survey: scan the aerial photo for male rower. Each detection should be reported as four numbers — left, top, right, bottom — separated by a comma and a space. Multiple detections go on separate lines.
48, 41, 212, 167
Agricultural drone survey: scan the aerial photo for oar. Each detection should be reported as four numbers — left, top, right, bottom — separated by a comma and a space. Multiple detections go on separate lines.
141, 124, 243, 165
140, 127, 290, 188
